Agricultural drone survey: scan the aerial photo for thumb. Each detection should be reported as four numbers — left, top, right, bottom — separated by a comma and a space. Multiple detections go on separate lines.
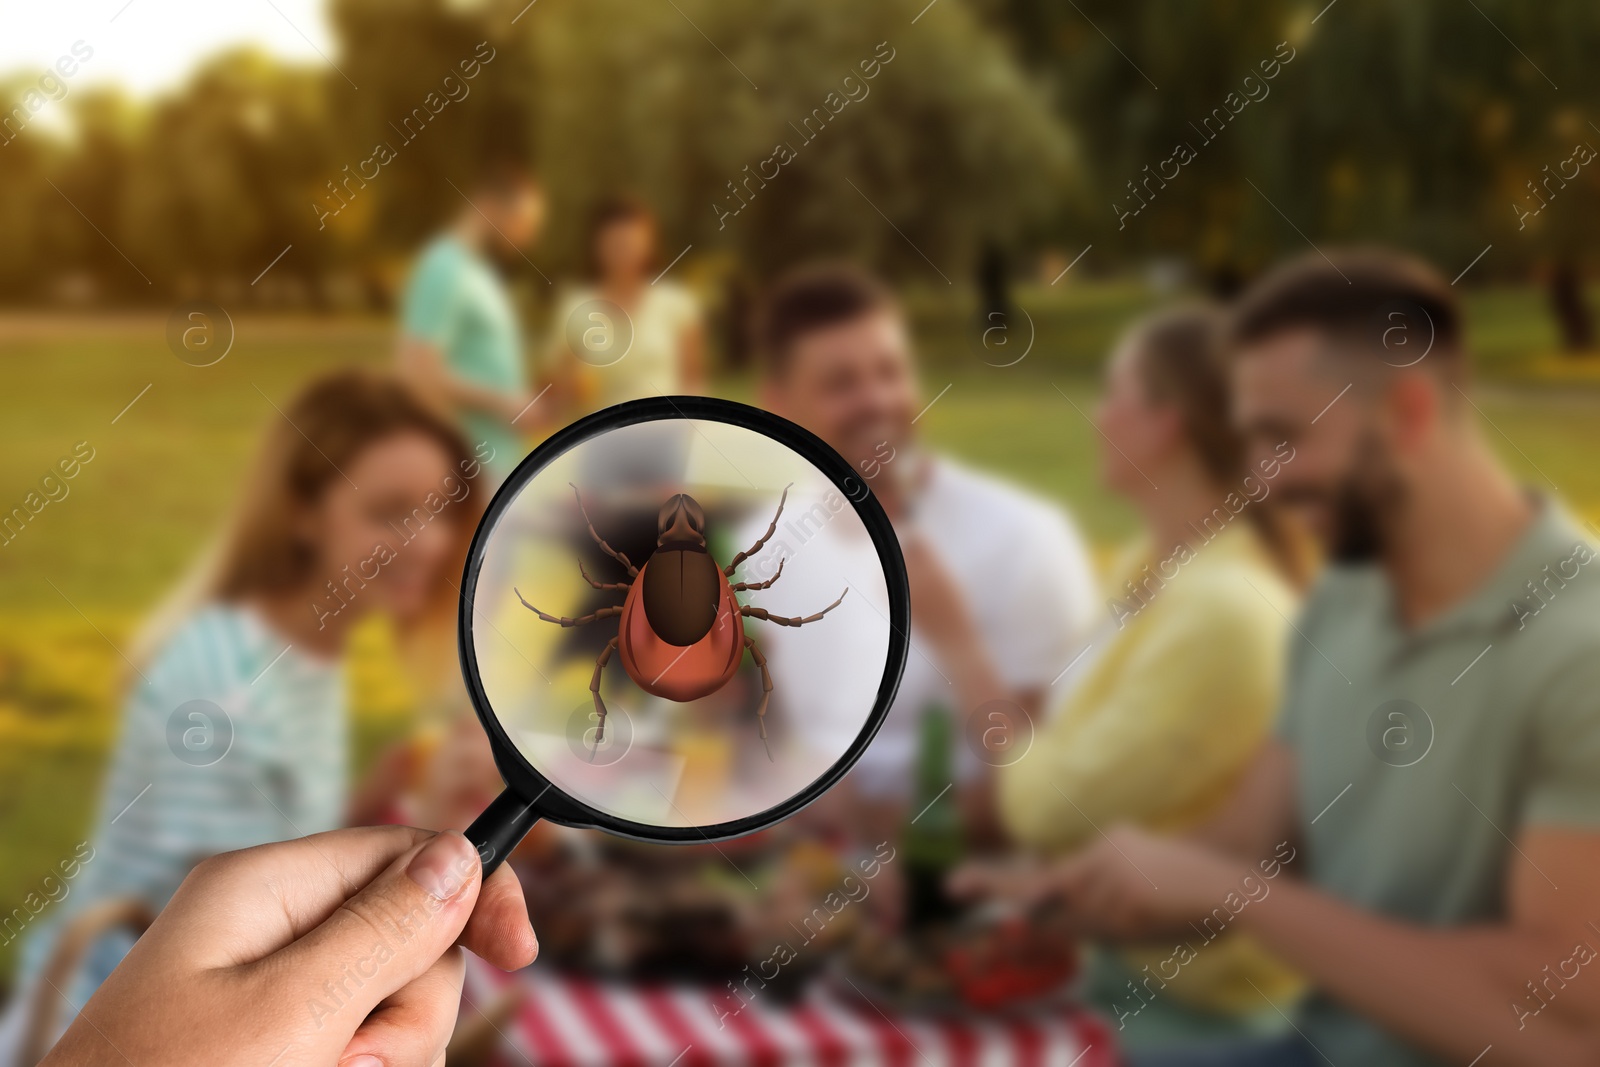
269, 830, 483, 1028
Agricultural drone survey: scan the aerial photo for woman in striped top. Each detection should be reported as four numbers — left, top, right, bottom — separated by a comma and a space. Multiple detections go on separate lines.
5, 370, 489, 1046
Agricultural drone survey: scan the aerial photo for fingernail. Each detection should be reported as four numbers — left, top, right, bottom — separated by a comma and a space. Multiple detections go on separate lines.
407, 831, 479, 900
341, 1057, 384, 1067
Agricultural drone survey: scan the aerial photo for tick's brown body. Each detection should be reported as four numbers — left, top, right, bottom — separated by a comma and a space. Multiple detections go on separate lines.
515, 485, 846, 756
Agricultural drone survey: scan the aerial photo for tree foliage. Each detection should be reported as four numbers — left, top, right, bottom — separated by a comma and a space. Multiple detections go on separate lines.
515, 0, 1074, 283
3, 0, 1599, 307
989, 0, 1600, 284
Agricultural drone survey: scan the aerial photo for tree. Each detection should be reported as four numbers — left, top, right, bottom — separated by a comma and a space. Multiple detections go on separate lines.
508, 0, 1076, 284
121, 50, 336, 297
0, 74, 62, 299
327, 0, 540, 259
990, 0, 1600, 345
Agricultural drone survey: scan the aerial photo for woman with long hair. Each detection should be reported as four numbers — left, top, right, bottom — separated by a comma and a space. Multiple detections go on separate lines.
547, 194, 704, 410
995, 305, 1314, 1048
4, 370, 487, 1047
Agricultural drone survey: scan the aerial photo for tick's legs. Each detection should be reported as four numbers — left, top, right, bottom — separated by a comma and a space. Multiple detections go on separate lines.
739, 588, 848, 627
744, 635, 774, 762
515, 587, 623, 627
731, 558, 784, 592
589, 636, 620, 759
579, 560, 632, 591
570, 483, 639, 578
725, 483, 793, 577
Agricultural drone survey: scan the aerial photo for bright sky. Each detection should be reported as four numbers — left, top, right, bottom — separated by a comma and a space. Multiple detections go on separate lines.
0, 0, 338, 96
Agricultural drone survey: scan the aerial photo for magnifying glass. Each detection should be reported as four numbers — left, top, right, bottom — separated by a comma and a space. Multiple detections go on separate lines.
462, 397, 909, 874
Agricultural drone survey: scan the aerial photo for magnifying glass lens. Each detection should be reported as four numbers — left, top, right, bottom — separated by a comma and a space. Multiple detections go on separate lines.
464, 411, 901, 838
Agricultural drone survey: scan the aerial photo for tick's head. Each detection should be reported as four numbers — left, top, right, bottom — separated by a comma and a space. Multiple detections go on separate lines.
657, 493, 707, 549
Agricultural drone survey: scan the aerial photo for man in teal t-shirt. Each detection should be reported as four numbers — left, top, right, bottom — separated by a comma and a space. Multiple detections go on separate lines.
399, 165, 546, 478
968, 251, 1600, 1067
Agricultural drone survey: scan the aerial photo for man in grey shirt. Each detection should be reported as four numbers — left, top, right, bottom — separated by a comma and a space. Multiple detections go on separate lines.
963, 251, 1600, 1066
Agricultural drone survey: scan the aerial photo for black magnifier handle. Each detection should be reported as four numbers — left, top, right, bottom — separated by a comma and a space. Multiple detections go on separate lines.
465, 789, 543, 878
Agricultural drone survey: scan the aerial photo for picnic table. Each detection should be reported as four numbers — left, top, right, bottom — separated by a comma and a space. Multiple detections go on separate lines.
464, 959, 1119, 1067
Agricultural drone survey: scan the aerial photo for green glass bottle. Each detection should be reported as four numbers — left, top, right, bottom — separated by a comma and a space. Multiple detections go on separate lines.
902, 703, 962, 930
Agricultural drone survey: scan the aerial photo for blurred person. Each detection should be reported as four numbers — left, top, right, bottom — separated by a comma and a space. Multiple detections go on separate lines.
959, 251, 1600, 1067
38, 827, 538, 1066
996, 306, 1312, 1044
1, 371, 486, 1055
398, 162, 547, 478
753, 263, 1098, 842
547, 194, 705, 410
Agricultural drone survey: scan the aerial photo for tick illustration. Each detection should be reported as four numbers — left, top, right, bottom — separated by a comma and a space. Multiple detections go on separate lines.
515, 484, 847, 758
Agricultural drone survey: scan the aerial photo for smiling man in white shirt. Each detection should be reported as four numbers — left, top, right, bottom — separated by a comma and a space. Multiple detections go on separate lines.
749, 263, 1098, 839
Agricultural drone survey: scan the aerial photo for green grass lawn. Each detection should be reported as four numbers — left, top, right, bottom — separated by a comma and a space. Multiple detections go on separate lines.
1, 281, 1598, 983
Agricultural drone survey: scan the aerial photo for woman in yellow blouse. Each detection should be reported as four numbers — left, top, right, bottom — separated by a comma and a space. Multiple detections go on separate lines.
997, 305, 1314, 1045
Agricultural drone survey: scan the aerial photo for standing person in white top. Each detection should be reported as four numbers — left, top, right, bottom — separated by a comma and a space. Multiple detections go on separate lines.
750, 263, 1098, 843
0, 372, 489, 1061
547, 194, 705, 412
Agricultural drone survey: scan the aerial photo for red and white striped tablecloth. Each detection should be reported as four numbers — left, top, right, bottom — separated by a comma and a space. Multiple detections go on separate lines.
464, 961, 1119, 1067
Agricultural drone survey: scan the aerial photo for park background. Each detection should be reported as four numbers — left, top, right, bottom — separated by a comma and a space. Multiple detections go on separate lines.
4, 0, 1600, 987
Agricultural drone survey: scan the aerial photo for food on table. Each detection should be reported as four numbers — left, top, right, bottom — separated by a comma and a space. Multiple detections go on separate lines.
840, 907, 1078, 1013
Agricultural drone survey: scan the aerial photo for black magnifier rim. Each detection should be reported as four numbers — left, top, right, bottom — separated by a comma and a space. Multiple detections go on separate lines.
458, 395, 910, 845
